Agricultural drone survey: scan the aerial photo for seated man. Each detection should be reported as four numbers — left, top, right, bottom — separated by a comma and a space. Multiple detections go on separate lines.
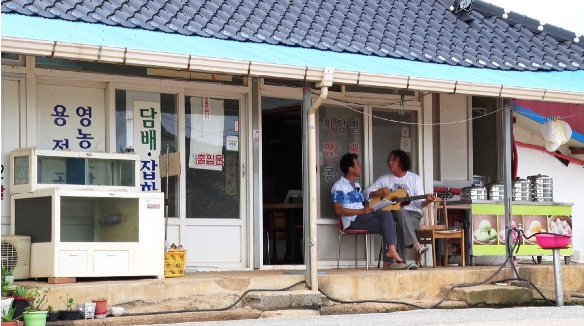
331, 152, 406, 270
364, 149, 435, 268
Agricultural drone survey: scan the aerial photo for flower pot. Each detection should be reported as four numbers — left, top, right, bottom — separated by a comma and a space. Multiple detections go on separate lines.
3, 275, 14, 286
77, 302, 96, 319
10, 298, 29, 321
58, 310, 81, 320
91, 299, 107, 315
23, 311, 48, 326
47, 311, 58, 322
1, 321, 23, 326
1, 297, 13, 316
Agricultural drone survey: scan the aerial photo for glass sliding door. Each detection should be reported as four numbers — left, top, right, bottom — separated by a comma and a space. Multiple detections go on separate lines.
184, 96, 241, 219
183, 95, 246, 270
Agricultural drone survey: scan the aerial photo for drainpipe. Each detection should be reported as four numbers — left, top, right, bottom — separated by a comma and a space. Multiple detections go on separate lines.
307, 68, 333, 290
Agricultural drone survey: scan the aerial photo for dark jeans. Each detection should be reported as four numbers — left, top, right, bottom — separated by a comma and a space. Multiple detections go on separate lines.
347, 210, 396, 262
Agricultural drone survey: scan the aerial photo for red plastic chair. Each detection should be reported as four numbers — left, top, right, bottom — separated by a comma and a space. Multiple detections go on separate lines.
337, 215, 380, 269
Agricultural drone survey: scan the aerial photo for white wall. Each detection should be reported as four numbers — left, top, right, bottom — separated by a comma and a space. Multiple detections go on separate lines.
514, 125, 583, 262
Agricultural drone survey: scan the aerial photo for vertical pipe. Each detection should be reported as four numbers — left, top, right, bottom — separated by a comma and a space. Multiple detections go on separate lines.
502, 99, 514, 274
553, 248, 564, 307
307, 86, 328, 290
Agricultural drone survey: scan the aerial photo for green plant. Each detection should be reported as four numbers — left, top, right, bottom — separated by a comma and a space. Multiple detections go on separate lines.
47, 305, 54, 313
13, 286, 27, 298
1, 266, 8, 295
23, 287, 49, 312
60, 296, 76, 311
1, 302, 21, 321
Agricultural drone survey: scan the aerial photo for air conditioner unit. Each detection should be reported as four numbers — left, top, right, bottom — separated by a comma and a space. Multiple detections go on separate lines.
1, 235, 31, 280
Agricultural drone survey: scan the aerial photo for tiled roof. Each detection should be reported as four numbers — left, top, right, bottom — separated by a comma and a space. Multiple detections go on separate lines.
2, 0, 583, 72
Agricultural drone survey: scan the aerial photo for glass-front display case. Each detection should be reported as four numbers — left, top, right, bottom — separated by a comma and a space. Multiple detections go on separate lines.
11, 188, 164, 278
9, 148, 163, 278
10, 148, 140, 193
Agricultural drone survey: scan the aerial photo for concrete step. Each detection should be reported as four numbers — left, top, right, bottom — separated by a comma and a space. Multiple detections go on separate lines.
245, 290, 322, 311
446, 284, 534, 306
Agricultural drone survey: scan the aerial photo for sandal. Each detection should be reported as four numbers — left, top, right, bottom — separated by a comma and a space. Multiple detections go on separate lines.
383, 262, 408, 270
417, 246, 429, 255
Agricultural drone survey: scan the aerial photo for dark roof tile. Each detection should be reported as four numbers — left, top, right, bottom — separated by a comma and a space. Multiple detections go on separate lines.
3, 0, 583, 71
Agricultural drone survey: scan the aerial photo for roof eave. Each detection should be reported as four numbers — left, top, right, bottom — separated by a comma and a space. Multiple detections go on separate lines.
2, 36, 583, 104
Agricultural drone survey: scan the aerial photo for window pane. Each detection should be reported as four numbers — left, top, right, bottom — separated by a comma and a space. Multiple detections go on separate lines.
115, 90, 179, 217
371, 109, 418, 176
185, 96, 240, 219
318, 105, 364, 219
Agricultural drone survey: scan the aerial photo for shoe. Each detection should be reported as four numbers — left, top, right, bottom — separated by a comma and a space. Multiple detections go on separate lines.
417, 246, 429, 255
383, 262, 408, 270
408, 263, 419, 270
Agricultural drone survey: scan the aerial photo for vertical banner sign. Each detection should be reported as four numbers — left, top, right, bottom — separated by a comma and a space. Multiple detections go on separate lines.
37, 84, 105, 151
133, 101, 161, 191
188, 97, 225, 171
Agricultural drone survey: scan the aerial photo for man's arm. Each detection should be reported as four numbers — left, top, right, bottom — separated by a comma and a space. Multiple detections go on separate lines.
333, 202, 373, 216
363, 177, 389, 201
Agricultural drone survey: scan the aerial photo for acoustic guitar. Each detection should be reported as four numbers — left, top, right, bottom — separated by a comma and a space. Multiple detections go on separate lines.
369, 188, 453, 211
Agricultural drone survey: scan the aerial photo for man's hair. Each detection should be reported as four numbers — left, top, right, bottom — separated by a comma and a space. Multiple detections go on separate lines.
388, 149, 411, 171
340, 152, 358, 174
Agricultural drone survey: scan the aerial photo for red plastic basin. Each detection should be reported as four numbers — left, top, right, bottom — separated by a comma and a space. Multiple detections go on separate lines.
534, 233, 572, 249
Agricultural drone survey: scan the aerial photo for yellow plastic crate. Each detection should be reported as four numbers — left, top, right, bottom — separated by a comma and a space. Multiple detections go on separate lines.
164, 249, 186, 278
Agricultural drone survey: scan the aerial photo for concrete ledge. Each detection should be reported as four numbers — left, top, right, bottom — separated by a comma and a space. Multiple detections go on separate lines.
448, 284, 533, 306
245, 290, 322, 311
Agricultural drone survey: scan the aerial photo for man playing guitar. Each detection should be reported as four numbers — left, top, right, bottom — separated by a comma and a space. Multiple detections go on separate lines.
364, 149, 435, 269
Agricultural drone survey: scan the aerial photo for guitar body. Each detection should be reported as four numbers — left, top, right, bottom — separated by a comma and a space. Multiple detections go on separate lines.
369, 189, 453, 211
369, 188, 408, 211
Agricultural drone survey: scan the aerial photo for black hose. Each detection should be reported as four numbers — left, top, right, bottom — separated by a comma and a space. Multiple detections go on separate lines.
122, 229, 565, 317
124, 280, 306, 316
319, 227, 558, 309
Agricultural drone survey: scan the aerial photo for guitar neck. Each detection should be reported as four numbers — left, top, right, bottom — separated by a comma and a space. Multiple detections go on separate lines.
393, 194, 429, 202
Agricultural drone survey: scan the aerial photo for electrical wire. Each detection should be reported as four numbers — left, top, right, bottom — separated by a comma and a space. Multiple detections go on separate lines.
124, 280, 307, 316
318, 226, 560, 309
116, 228, 565, 318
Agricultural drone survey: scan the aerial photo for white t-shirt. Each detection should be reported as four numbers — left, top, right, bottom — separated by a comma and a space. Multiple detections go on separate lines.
363, 171, 425, 214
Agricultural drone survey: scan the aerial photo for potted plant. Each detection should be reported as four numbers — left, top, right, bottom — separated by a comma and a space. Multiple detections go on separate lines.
1, 301, 23, 326
1, 267, 13, 288
8, 287, 28, 321
46, 306, 57, 322
22, 287, 49, 326
91, 297, 107, 316
57, 296, 80, 321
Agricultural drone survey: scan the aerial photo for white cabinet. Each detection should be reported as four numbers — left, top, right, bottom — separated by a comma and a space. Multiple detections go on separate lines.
11, 188, 164, 278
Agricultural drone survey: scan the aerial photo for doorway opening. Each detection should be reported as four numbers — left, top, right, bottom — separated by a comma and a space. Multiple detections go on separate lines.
261, 97, 303, 265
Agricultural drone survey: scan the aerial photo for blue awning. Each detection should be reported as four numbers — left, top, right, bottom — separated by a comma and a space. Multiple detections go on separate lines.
2, 14, 584, 99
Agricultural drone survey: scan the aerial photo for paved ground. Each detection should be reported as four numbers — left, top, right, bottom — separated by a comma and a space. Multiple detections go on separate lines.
136, 306, 584, 326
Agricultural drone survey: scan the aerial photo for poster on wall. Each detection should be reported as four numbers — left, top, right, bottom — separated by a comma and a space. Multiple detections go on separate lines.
37, 84, 105, 152
188, 97, 225, 171
133, 101, 162, 191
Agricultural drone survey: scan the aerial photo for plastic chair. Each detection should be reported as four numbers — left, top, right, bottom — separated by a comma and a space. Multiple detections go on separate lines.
337, 215, 380, 269
416, 198, 465, 267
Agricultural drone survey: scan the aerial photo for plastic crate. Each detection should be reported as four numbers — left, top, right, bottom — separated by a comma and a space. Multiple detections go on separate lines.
164, 250, 186, 278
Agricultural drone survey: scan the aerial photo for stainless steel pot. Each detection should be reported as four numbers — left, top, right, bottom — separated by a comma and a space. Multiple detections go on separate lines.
512, 177, 531, 201
461, 185, 487, 200
528, 174, 553, 202
486, 182, 504, 201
